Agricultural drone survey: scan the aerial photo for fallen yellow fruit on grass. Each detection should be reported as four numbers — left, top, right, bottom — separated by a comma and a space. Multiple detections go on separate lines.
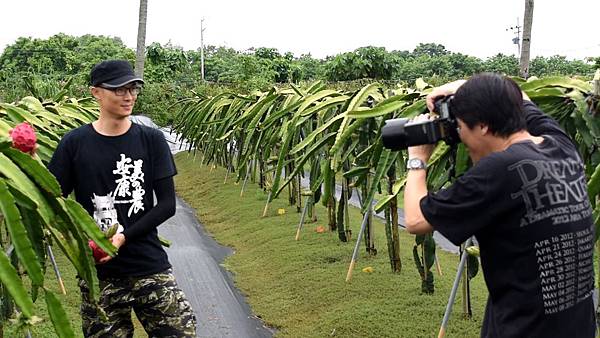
362, 266, 374, 273
315, 225, 326, 233
277, 208, 286, 215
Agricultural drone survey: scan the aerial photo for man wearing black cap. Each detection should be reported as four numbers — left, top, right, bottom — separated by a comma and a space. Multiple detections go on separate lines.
49, 60, 197, 337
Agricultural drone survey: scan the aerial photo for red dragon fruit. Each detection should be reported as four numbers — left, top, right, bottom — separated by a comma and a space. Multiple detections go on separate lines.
8, 122, 37, 155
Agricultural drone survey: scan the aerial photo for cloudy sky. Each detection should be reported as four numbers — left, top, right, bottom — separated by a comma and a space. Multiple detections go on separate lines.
1, 0, 599, 60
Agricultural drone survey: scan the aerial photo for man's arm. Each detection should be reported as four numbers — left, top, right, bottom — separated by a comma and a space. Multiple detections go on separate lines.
98, 176, 175, 263
122, 176, 176, 241
403, 111, 435, 235
404, 168, 433, 234
521, 92, 570, 139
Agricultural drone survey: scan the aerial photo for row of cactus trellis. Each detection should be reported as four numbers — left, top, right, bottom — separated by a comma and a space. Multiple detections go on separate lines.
172, 74, 600, 302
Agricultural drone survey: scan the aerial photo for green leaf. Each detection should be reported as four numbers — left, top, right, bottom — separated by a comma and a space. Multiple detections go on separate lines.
374, 176, 407, 212
0, 152, 55, 225
290, 114, 345, 155
3, 148, 61, 196
587, 162, 600, 200
44, 289, 76, 338
347, 94, 415, 119
0, 249, 34, 318
6, 180, 38, 210
362, 150, 397, 213
0, 179, 45, 286
321, 159, 333, 207
20, 206, 47, 271
274, 132, 336, 198
399, 100, 427, 118
0, 103, 48, 128
343, 166, 370, 178
520, 76, 591, 93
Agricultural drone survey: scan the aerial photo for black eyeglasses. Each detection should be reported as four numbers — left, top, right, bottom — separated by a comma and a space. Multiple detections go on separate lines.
99, 85, 142, 96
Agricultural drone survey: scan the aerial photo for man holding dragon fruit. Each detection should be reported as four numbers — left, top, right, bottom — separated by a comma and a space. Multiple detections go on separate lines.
49, 60, 197, 337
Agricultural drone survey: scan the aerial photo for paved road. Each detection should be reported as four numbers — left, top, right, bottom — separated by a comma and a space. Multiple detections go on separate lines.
159, 197, 274, 338
131, 115, 273, 337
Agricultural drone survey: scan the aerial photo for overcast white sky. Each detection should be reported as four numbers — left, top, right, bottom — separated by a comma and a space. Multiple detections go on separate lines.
1, 1, 599, 60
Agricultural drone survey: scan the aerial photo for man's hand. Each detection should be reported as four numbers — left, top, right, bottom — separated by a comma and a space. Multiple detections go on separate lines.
426, 79, 466, 112
407, 113, 436, 162
97, 233, 126, 264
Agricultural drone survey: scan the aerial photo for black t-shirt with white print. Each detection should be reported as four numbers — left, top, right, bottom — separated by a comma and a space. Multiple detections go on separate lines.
420, 101, 596, 338
49, 123, 176, 279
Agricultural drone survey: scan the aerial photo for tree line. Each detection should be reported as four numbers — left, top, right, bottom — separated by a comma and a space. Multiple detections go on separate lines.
0, 34, 598, 124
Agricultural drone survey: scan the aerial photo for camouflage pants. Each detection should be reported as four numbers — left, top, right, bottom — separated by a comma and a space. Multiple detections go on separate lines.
79, 269, 197, 338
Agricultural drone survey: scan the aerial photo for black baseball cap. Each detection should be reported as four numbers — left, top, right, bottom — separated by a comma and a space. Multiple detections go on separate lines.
90, 60, 144, 88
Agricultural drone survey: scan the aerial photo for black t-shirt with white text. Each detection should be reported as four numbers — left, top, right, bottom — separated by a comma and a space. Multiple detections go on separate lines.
49, 123, 176, 279
421, 102, 596, 337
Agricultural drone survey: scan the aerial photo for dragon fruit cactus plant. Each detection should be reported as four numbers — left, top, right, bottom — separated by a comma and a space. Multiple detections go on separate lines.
8, 122, 37, 155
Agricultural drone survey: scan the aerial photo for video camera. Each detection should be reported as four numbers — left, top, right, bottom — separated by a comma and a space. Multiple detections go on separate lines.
381, 96, 460, 150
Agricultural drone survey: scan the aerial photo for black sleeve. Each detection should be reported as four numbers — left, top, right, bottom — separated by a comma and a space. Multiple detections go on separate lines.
48, 135, 74, 197
420, 159, 497, 245
152, 130, 177, 180
523, 100, 571, 141
121, 176, 176, 241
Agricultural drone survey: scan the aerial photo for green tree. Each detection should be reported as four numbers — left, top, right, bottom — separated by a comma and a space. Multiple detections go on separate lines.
144, 42, 193, 83
412, 43, 449, 57
325, 46, 396, 81
291, 53, 324, 82
482, 54, 519, 75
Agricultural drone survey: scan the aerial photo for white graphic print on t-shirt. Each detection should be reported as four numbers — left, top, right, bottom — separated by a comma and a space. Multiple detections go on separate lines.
91, 193, 118, 231
508, 158, 588, 228
508, 157, 594, 315
111, 153, 145, 217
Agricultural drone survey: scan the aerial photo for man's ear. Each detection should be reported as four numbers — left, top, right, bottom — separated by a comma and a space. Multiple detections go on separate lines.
480, 124, 489, 135
90, 86, 101, 100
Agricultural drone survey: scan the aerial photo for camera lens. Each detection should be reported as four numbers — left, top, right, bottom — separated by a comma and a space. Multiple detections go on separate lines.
382, 118, 410, 150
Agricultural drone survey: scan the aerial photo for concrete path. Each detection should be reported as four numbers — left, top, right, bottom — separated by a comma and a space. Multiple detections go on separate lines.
131, 115, 273, 337
159, 197, 274, 338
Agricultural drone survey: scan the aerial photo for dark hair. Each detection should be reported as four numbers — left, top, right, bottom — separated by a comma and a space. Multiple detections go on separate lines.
452, 73, 526, 137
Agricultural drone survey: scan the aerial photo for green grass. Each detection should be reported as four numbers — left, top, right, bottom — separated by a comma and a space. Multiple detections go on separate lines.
175, 152, 487, 338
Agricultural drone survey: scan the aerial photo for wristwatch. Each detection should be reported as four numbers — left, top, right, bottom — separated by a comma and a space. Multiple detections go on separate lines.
406, 158, 427, 170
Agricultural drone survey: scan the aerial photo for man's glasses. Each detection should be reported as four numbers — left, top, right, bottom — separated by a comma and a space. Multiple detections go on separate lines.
99, 85, 142, 96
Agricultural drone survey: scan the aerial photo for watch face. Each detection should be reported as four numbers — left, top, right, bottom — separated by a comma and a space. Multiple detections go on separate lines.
408, 158, 425, 169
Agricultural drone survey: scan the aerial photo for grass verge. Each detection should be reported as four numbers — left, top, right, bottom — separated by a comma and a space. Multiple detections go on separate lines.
174, 152, 487, 338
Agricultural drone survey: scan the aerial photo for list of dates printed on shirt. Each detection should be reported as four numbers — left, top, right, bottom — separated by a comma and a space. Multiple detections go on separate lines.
534, 227, 594, 315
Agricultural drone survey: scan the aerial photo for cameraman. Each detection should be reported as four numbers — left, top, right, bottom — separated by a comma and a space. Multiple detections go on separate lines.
404, 73, 596, 337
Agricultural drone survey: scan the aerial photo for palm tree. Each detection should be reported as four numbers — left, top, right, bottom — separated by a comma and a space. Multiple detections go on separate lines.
135, 0, 148, 77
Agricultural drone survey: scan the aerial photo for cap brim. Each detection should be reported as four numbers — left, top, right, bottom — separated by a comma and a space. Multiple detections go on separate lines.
100, 75, 144, 88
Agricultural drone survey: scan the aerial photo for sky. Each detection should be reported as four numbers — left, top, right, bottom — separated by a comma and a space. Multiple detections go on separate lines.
1, 0, 599, 61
